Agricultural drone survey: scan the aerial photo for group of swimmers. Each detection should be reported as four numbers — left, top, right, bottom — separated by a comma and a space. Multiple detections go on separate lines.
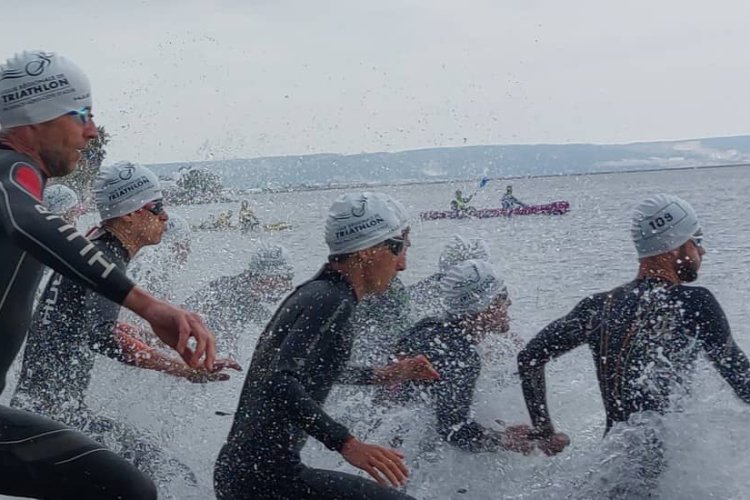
1, 49, 749, 500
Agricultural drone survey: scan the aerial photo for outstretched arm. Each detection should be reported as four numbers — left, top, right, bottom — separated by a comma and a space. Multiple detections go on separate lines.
517, 298, 593, 437
113, 323, 240, 382
699, 290, 750, 403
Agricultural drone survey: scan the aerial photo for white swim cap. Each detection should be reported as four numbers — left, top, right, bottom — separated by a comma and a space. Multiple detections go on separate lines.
438, 235, 490, 273
631, 194, 700, 259
325, 192, 408, 256
162, 215, 191, 243
0, 51, 92, 129
441, 259, 507, 315
248, 243, 294, 278
93, 162, 162, 220
44, 184, 79, 214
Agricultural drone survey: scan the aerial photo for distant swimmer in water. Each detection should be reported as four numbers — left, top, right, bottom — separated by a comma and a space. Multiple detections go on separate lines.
389, 260, 532, 455
517, 193, 750, 496
44, 183, 86, 224
238, 199, 260, 232
450, 189, 474, 213
214, 192, 439, 500
12, 163, 240, 493
500, 185, 526, 211
182, 242, 295, 358
0, 50, 217, 500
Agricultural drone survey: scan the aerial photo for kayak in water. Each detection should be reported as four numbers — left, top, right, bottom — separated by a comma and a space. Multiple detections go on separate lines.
420, 201, 570, 220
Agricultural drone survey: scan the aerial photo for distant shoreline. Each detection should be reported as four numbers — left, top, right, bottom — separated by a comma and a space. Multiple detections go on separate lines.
231, 161, 750, 196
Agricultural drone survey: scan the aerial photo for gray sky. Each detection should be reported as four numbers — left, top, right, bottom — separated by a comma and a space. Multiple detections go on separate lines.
4, 0, 749, 164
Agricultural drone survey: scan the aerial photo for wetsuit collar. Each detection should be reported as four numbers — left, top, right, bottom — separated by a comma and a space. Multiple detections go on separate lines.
636, 275, 679, 288
315, 264, 360, 304
89, 227, 132, 264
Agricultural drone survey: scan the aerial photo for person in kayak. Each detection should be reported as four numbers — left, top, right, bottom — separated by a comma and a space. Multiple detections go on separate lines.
517, 193, 750, 495
450, 189, 474, 213
501, 185, 526, 211
214, 191, 439, 500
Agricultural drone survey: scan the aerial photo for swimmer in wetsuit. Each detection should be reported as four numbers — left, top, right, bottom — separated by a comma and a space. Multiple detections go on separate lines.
392, 260, 531, 455
517, 193, 750, 494
0, 50, 216, 500
12, 162, 239, 490
214, 192, 439, 500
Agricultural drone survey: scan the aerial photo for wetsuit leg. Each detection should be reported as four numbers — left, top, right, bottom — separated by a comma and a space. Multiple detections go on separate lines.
0, 405, 156, 500
83, 413, 197, 486
298, 466, 415, 500
215, 461, 415, 500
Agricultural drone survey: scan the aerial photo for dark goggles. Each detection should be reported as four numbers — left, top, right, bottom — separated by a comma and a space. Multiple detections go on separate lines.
143, 199, 165, 216
383, 227, 411, 255
690, 230, 703, 249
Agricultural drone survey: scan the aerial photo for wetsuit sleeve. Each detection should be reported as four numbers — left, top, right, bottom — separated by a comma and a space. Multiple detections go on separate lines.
0, 161, 134, 304
81, 292, 128, 362
698, 290, 750, 403
270, 292, 353, 451
517, 297, 595, 436
433, 353, 501, 452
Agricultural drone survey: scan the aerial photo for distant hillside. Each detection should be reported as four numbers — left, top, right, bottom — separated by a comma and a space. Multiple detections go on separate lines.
146, 135, 750, 190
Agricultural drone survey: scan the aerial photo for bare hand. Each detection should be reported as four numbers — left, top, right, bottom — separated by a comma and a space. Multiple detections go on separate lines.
378, 355, 440, 385
126, 288, 216, 371
534, 432, 570, 456
340, 437, 409, 488
185, 357, 242, 383
500, 424, 533, 455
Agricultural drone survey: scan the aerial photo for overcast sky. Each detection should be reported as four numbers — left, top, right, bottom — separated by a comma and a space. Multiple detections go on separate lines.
3, 0, 749, 164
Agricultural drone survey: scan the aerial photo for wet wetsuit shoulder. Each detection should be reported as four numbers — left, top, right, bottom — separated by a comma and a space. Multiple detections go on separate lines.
396, 317, 502, 452
0, 148, 134, 392
13, 231, 132, 412
225, 266, 358, 463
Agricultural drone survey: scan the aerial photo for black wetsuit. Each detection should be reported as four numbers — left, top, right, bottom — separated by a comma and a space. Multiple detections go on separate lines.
391, 317, 505, 452
12, 229, 194, 487
518, 277, 750, 435
214, 265, 413, 500
0, 147, 155, 499
518, 277, 750, 496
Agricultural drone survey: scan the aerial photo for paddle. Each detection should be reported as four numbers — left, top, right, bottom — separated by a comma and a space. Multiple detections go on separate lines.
467, 176, 490, 202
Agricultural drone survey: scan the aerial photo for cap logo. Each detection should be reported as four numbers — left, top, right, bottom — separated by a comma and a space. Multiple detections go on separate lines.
332, 197, 368, 220
0, 52, 53, 82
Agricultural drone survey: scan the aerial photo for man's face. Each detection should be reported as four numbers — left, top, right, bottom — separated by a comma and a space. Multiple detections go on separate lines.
130, 200, 168, 246
362, 232, 410, 295
675, 234, 705, 283
476, 295, 512, 333
36, 109, 98, 177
